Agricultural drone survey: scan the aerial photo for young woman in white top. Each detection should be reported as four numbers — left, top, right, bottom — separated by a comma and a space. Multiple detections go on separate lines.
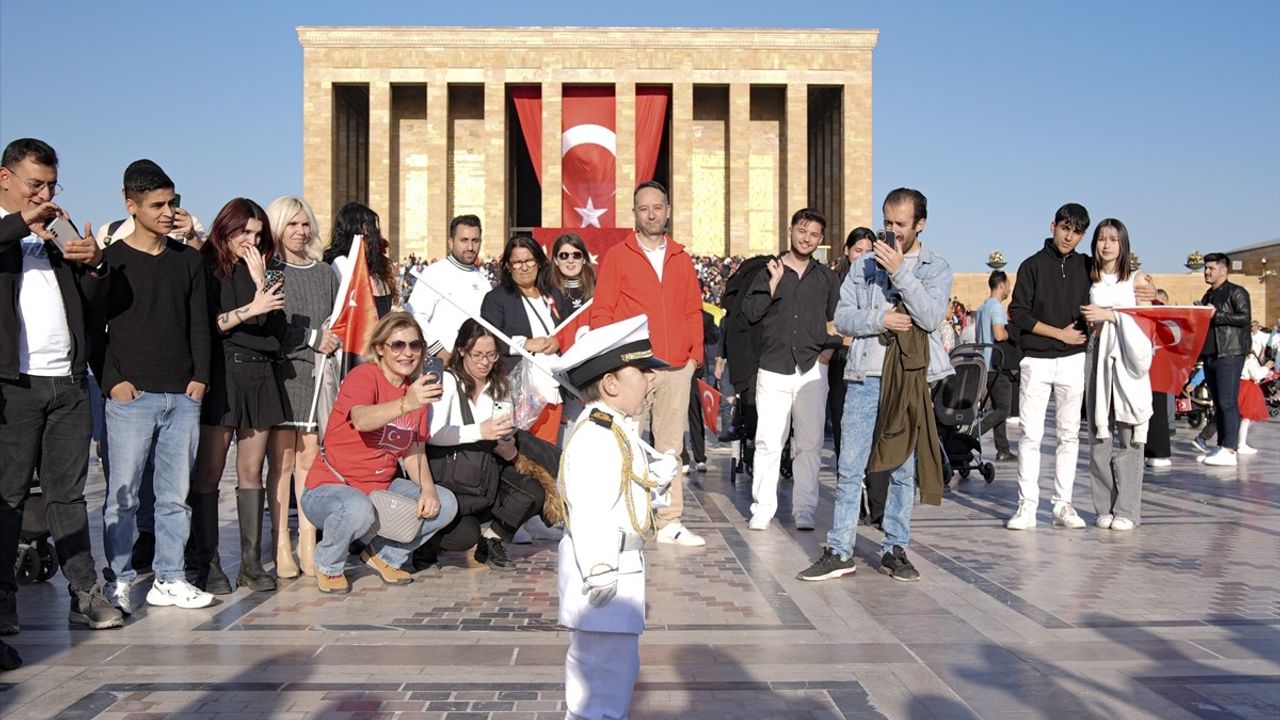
1080, 219, 1155, 531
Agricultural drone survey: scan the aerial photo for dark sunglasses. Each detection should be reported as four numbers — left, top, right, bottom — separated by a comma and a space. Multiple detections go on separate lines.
557, 250, 584, 261
384, 339, 426, 354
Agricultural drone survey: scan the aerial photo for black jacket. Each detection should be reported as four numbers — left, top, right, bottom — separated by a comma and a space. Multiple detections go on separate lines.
480, 285, 564, 354
1200, 280, 1251, 359
1008, 238, 1091, 359
0, 212, 107, 380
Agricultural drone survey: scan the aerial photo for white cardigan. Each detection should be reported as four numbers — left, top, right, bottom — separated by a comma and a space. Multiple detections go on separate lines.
1087, 275, 1154, 441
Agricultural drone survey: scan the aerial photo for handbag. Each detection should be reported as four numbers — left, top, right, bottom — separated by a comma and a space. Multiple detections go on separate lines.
320, 450, 423, 543
427, 375, 500, 502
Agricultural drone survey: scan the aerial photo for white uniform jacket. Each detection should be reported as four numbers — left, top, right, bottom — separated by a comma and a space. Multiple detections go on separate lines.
557, 402, 651, 635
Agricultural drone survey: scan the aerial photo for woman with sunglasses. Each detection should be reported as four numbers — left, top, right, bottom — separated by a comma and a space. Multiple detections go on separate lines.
480, 236, 563, 443
549, 233, 595, 313
191, 198, 288, 595
301, 312, 457, 594
413, 319, 560, 572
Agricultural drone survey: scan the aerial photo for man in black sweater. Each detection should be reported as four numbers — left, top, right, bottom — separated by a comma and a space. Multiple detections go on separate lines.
99, 160, 213, 612
0, 138, 123, 635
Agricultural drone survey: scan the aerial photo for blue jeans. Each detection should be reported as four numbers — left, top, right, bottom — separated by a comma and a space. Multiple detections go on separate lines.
826, 378, 916, 559
1204, 354, 1245, 451
301, 478, 458, 575
102, 392, 201, 583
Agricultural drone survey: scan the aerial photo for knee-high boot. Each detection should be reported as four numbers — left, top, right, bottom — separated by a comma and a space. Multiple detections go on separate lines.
236, 488, 277, 592
187, 491, 233, 595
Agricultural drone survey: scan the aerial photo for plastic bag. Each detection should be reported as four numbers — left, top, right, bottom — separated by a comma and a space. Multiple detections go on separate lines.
507, 357, 560, 430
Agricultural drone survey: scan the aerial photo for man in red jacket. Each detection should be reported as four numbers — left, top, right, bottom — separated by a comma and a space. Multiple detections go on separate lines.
590, 181, 705, 547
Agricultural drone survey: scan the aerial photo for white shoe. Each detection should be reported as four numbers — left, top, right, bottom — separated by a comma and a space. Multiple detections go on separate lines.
1110, 517, 1136, 531
1146, 457, 1172, 468
1237, 444, 1258, 456
794, 512, 815, 531
109, 578, 137, 616
1006, 417, 1020, 427
1052, 502, 1086, 529
146, 579, 214, 609
1006, 500, 1037, 530
1202, 449, 1238, 467
1096, 513, 1114, 530
523, 516, 564, 541
511, 526, 533, 545
656, 522, 706, 547
747, 514, 771, 531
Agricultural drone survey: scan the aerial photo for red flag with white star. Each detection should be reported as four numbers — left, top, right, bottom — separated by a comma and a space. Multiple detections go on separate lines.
1114, 305, 1214, 395
562, 86, 616, 229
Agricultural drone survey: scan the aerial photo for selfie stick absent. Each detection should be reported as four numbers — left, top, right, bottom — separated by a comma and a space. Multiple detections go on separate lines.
409, 267, 667, 461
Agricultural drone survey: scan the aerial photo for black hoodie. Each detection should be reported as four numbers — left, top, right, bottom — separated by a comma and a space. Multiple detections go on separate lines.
1008, 238, 1092, 359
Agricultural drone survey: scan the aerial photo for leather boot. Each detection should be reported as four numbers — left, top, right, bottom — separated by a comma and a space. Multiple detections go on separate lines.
189, 491, 232, 595
235, 489, 276, 592
297, 527, 317, 577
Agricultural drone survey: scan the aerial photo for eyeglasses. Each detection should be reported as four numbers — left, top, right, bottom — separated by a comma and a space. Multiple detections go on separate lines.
557, 250, 584, 261
509, 258, 539, 269
466, 350, 499, 363
2, 166, 62, 198
384, 339, 426, 354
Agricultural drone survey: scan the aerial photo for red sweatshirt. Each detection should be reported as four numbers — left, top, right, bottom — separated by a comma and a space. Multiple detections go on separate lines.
590, 235, 703, 367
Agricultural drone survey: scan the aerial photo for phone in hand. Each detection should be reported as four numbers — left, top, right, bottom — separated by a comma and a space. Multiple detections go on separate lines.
264, 268, 285, 292
492, 400, 514, 439
47, 216, 82, 253
173, 193, 182, 208
877, 229, 897, 250
421, 355, 444, 385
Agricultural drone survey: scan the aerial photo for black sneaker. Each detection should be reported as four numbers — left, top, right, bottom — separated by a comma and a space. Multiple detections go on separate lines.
994, 451, 1016, 462
879, 546, 920, 582
0, 588, 17, 635
476, 537, 516, 572
795, 547, 856, 582
69, 586, 125, 630
411, 543, 439, 572
0, 639, 20, 671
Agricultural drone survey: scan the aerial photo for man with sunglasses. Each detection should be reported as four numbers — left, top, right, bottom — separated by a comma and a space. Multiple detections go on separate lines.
0, 138, 124, 633
407, 214, 492, 363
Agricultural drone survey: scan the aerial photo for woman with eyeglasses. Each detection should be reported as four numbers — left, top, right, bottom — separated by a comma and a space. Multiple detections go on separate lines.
548, 233, 595, 312
301, 312, 457, 594
412, 319, 561, 572
323, 202, 398, 318
480, 236, 564, 443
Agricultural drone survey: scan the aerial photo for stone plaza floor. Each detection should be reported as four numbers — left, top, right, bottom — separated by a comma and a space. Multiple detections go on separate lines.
1, 419, 1277, 719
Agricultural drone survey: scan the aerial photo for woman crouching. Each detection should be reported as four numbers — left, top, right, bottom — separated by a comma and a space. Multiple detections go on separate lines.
302, 312, 458, 593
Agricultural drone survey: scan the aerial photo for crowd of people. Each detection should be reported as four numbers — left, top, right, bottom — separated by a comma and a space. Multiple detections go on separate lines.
0, 135, 1269, 713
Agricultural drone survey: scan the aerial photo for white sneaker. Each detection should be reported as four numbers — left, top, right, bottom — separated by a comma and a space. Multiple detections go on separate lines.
1146, 458, 1172, 468
1110, 517, 1136, 531
522, 516, 564, 541
1053, 503, 1087, 529
109, 578, 137, 616
1237, 444, 1258, 456
794, 512, 815, 531
1202, 449, 1238, 467
146, 579, 214, 609
656, 522, 706, 547
1006, 500, 1038, 530
1096, 513, 1114, 530
747, 514, 771, 531
511, 526, 533, 544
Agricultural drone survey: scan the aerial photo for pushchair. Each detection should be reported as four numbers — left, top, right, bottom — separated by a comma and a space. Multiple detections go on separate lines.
1176, 362, 1214, 429
934, 343, 997, 483
16, 479, 58, 584
727, 389, 793, 484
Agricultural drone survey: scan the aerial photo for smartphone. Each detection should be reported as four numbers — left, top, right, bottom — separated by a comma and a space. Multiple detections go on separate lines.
47, 216, 82, 253
264, 268, 285, 291
877, 229, 897, 250
421, 355, 444, 385
173, 193, 182, 208
492, 400, 514, 438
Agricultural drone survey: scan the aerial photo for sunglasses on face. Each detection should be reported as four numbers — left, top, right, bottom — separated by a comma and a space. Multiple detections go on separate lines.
384, 339, 426, 354
557, 250, 584, 261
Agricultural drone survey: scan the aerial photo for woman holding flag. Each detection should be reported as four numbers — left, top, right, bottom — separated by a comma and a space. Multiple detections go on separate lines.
1080, 219, 1155, 531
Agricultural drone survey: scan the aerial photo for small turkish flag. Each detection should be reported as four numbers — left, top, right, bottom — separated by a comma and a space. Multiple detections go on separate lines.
1115, 305, 1214, 395
698, 379, 721, 435
329, 235, 379, 359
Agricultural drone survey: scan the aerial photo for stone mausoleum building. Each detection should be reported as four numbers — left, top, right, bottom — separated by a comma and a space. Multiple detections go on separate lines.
298, 26, 878, 261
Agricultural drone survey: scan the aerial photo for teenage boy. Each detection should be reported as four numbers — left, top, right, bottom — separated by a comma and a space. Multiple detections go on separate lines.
1196, 252, 1252, 467
1006, 204, 1092, 530
975, 270, 1015, 461
554, 315, 678, 720
99, 160, 213, 612
0, 138, 124, 632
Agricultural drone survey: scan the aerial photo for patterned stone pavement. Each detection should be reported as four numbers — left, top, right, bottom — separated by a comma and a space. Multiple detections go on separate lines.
0, 418, 1276, 719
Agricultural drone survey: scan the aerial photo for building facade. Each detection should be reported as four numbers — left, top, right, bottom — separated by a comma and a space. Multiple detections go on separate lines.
298, 26, 878, 261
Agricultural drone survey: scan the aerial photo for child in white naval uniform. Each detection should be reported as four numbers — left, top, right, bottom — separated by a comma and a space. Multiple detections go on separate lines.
551, 316, 679, 720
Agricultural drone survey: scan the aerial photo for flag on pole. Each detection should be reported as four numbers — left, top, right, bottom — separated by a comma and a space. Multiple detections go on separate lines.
697, 378, 721, 434
1114, 305, 1214, 395
329, 235, 379, 360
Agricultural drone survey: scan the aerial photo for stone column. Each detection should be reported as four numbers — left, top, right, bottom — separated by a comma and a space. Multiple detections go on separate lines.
425, 79, 449, 259
844, 62, 874, 232
670, 82, 694, 245
302, 74, 333, 242
484, 78, 507, 241
541, 81, 563, 228
614, 79, 636, 230
727, 83, 751, 257
368, 80, 394, 255
785, 82, 808, 251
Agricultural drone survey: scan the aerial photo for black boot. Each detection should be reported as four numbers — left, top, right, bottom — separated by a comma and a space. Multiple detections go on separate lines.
189, 491, 232, 595
235, 489, 276, 592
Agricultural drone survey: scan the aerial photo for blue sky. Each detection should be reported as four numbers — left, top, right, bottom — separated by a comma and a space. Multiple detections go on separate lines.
2, 0, 1277, 272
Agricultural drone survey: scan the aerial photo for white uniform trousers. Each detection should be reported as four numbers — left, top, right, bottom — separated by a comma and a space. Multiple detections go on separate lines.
1016, 354, 1086, 507
565, 629, 640, 720
749, 363, 827, 522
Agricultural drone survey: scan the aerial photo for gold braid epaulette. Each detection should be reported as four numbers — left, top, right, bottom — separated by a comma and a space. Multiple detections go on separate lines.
556, 413, 658, 536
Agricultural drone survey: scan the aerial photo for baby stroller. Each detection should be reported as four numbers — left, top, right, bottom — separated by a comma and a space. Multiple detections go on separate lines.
934, 343, 996, 483
1176, 363, 1214, 429
16, 479, 58, 584
727, 391, 793, 484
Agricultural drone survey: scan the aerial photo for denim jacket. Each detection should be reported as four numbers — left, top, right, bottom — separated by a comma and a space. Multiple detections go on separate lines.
835, 245, 955, 384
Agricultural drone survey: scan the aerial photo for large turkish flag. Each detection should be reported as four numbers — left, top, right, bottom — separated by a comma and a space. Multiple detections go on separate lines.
562, 86, 616, 229
1115, 305, 1214, 395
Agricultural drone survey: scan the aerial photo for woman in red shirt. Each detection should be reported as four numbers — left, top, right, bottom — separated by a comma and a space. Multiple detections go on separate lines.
302, 312, 458, 594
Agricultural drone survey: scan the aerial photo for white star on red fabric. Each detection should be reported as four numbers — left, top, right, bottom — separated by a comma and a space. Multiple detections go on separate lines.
574, 197, 607, 228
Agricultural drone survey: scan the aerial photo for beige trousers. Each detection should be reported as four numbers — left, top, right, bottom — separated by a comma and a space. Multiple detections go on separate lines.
636, 361, 695, 527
